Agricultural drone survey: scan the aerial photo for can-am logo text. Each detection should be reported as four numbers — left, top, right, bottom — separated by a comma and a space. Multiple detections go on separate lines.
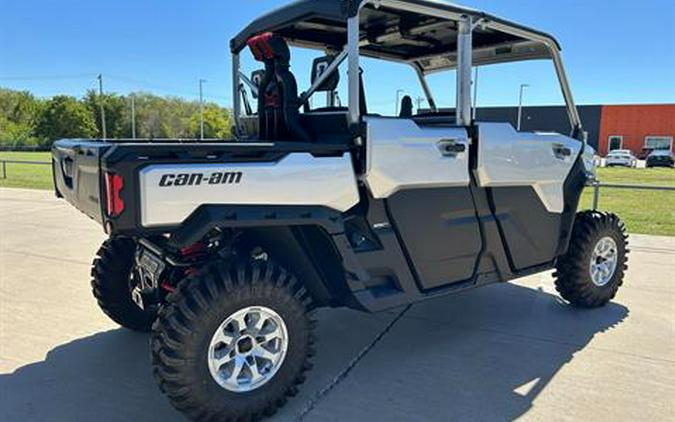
159, 172, 242, 187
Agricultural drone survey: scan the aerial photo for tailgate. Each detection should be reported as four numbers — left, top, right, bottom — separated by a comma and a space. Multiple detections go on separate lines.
52, 139, 111, 223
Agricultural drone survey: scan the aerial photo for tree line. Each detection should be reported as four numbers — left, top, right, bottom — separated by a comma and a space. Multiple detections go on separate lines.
0, 87, 233, 148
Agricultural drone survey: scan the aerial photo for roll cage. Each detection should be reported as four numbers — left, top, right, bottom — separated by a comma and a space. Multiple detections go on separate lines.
230, 0, 584, 141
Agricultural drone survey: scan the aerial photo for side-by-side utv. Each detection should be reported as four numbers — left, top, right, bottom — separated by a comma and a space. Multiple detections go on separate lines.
52, 1, 629, 420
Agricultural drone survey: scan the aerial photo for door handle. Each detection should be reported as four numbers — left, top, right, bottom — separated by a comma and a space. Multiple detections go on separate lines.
438, 139, 467, 157
552, 144, 572, 159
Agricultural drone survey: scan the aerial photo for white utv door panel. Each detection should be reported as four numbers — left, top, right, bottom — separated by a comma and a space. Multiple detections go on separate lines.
475, 122, 583, 271
475, 122, 582, 213
364, 117, 471, 198
364, 117, 481, 290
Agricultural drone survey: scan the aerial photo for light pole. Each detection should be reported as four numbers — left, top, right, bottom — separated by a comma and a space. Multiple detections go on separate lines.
199, 79, 206, 140
97, 74, 107, 140
395, 89, 404, 116
130, 94, 136, 139
416, 96, 426, 111
517, 83, 529, 131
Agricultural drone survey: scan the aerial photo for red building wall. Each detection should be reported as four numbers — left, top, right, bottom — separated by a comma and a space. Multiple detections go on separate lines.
598, 104, 675, 156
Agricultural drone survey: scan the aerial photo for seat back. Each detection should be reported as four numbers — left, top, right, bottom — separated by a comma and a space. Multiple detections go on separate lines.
400, 95, 413, 118
247, 33, 310, 142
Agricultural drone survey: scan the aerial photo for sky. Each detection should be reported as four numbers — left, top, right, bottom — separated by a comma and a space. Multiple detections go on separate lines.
1, 0, 674, 115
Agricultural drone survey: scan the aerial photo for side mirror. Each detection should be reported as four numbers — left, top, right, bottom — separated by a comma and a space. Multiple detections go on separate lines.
311, 55, 339, 92
250, 70, 265, 99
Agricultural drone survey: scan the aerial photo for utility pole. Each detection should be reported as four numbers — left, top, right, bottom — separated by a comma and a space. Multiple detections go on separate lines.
199, 79, 206, 140
130, 94, 136, 139
517, 83, 529, 131
472, 67, 479, 120
97, 74, 107, 140
395, 89, 404, 116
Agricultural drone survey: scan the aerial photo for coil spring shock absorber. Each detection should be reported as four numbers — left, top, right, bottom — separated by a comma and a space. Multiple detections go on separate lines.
160, 241, 208, 293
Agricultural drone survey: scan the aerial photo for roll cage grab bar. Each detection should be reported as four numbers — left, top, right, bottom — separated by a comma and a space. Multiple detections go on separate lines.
232, 0, 584, 143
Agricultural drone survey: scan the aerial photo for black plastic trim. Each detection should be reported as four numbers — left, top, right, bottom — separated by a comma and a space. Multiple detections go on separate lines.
168, 204, 344, 249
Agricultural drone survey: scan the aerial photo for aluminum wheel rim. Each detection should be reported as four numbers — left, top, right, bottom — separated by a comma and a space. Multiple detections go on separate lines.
207, 306, 288, 393
590, 236, 618, 287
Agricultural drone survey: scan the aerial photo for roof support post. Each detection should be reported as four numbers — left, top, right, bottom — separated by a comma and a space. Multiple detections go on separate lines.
232, 52, 242, 136
456, 15, 473, 126
238, 71, 258, 97
347, 14, 361, 126
550, 50, 583, 138
413, 64, 437, 113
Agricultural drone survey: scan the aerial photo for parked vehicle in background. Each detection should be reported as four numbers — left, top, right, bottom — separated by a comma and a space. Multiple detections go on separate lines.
646, 150, 675, 168
638, 148, 654, 160
606, 150, 637, 167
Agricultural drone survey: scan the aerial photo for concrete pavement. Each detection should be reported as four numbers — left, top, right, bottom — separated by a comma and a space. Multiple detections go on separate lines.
1, 188, 673, 421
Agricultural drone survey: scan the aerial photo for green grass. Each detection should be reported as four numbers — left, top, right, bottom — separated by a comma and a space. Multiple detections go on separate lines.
580, 167, 675, 236
1, 152, 674, 235
0, 151, 53, 190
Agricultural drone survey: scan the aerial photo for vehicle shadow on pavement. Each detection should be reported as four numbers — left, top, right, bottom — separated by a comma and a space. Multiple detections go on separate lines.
0, 283, 629, 421
303, 283, 630, 421
0, 329, 182, 422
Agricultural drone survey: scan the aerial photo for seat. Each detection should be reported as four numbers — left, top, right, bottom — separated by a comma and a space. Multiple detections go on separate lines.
247, 33, 311, 142
399, 95, 413, 118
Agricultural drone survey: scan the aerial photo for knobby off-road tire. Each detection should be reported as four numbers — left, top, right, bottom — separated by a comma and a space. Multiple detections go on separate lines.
554, 211, 629, 308
91, 237, 157, 332
151, 259, 315, 421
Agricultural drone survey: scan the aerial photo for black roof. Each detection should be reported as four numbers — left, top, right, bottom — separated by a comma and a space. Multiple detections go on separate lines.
231, 0, 561, 73
231, 0, 348, 53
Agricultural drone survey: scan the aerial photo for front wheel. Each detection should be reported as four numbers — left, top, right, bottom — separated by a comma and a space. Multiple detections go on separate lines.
151, 259, 315, 421
554, 211, 629, 308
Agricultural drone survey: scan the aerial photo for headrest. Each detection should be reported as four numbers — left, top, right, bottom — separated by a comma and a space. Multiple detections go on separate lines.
400, 95, 413, 118
247, 33, 290, 63
311, 55, 339, 92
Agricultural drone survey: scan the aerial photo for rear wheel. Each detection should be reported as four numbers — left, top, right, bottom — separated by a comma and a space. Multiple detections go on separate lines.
91, 237, 157, 331
554, 211, 629, 307
151, 259, 315, 421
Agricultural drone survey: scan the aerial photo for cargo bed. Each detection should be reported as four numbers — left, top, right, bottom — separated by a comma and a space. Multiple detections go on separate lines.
52, 138, 352, 235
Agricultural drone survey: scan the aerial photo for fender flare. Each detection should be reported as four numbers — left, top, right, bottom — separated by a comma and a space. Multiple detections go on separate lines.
167, 204, 367, 308
168, 204, 344, 248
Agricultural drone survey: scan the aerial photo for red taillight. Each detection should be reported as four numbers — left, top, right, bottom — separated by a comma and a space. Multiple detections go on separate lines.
105, 172, 124, 217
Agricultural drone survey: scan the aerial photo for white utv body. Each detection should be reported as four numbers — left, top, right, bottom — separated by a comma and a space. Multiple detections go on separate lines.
52, 1, 628, 420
